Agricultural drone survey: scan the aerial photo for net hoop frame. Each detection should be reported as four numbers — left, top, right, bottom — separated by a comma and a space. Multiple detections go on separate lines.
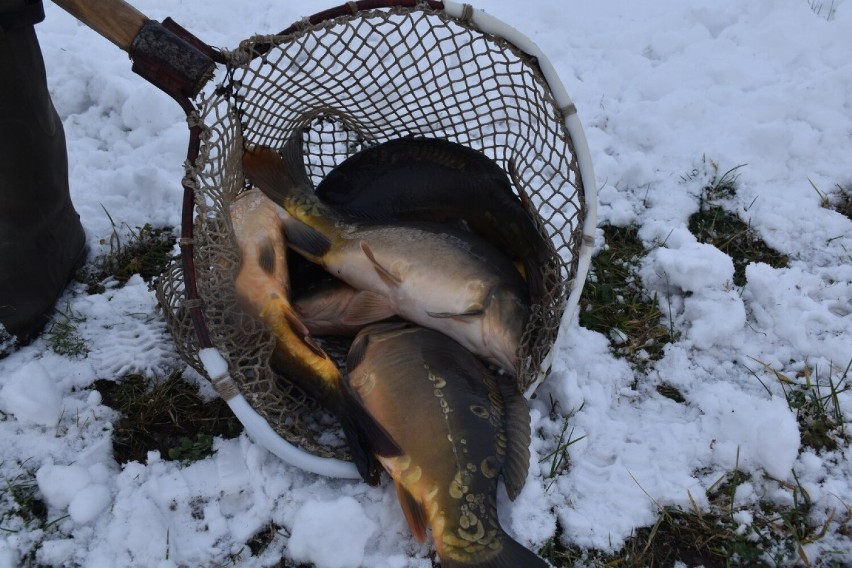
157, 0, 597, 479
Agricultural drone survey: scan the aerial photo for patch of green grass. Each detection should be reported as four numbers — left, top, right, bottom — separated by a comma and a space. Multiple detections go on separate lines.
1, 465, 47, 530
94, 371, 242, 464
1, 462, 68, 564
579, 225, 679, 371
811, 179, 852, 222
749, 358, 851, 452
539, 400, 587, 489
689, 205, 789, 287
167, 434, 216, 462
656, 383, 686, 403
43, 301, 89, 358
835, 190, 852, 221
686, 161, 788, 287
78, 209, 176, 294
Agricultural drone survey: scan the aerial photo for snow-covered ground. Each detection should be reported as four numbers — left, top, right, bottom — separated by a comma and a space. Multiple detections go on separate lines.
2, 0, 851, 566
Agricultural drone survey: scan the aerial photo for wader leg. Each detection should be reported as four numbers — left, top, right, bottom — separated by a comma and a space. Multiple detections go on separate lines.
1, 1, 86, 353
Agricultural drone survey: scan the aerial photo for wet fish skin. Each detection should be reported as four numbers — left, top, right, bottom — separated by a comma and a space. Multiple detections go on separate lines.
315, 136, 554, 302
229, 189, 340, 400
229, 189, 399, 483
345, 322, 546, 568
293, 277, 397, 337
242, 144, 530, 375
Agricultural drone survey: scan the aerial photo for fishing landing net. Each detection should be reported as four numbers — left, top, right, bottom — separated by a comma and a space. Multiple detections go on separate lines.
155, 1, 596, 462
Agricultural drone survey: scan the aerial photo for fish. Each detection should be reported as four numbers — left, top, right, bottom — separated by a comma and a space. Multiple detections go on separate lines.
315, 136, 554, 302
293, 277, 397, 337
242, 143, 530, 375
345, 322, 547, 568
228, 189, 399, 483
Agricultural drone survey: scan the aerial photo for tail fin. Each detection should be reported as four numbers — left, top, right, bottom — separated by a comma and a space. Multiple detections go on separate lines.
440, 532, 550, 568
242, 134, 312, 204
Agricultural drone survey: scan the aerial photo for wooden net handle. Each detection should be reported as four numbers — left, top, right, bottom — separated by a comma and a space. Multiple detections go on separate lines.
52, 0, 148, 52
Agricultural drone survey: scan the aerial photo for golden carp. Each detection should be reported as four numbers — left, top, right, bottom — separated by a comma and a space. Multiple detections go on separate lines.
345, 322, 546, 568
229, 189, 339, 400
242, 144, 529, 375
315, 136, 553, 302
228, 189, 398, 483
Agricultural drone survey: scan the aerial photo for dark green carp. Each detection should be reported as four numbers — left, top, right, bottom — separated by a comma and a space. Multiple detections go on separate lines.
345, 322, 547, 568
315, 136, 553, 302
242, 144, 529, 375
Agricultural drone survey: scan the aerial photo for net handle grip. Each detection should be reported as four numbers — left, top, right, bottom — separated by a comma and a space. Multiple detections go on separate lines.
52, 0, 217, 102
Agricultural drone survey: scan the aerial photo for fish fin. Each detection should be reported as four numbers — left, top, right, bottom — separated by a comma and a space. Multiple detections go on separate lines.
523, 258, 545, 306
340, 291, 395, 326
242, 145, 299, 204
282, 216, 332, 260
440, 532, 549, 568
282, 312, 329, 358
278, 300, 310, 338
426, 304, 485, 318
339, 384, 402, 485
279, 304, 331, 359
277, 131, 314, 189
497, 378, 532, 501
393, 481, 428, 543
360, 241, 403, 286
346, 331, 370, 372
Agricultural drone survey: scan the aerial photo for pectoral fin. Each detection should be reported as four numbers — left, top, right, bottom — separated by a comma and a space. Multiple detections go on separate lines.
278, 302, 311, 340
341, 291, 395, 326
426, 304, 485, 318
360, 241, 403, 286
339, 383, 403, 485
346, 332, 370, 372
394, 480, 428, 543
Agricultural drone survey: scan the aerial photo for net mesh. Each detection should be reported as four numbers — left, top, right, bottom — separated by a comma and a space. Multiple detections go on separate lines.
156, 2, 587, 459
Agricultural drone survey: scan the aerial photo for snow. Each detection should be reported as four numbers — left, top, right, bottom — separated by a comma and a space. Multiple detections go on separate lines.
288, 497, 377, 568
1, 0, 851, 566
0, 361, 62, 427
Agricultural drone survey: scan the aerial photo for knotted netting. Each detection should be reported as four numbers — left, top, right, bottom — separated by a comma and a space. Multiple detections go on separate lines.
156, 1, 593, 460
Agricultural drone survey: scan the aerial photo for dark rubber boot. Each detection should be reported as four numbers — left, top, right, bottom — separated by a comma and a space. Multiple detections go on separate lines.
1, 5, 87, 353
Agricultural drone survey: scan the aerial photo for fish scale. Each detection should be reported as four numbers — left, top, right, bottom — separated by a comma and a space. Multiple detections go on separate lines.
345, 322, 547, 567
242, 144, 530, 376
228, 189, 401, 485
